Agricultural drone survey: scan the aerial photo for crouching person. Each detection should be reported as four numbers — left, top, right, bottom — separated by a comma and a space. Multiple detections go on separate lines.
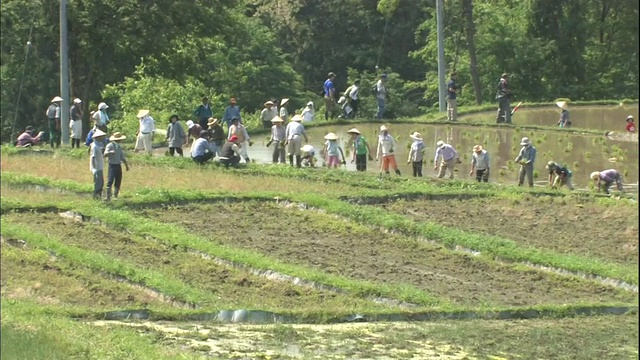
546, 161, 573, 190
591, 169, 623, 194
104, 132, 130, 201
219, 135, 242, 168
301, 145, 317, 167
191, 130, 215, 164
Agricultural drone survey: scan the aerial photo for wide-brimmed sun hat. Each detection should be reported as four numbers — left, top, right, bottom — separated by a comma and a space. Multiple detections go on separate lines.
98, 102, 108, 110
73, 98, 82, 104
436, 140, 445, 148
92, 129, 107, 138
264, 101, 274, 106
291, 114, 303, 122
347, 128, 360, 135
590, 171, 600, 181
380, 125, 388, 131
410, 132, 423, 141
324, 132, 339, 141
137, 109, 150, 118
627, 115, 634, 121
556, 101, 568, 110
109, 132, 127, 141
186, 120, 195, 129
207, 117, 219, 126
473, 144, 483, 152
271, 116, 284, 123
302, 144, 314, 153
280, 98, 289, 106
520, 137, 531, 146
546, 161, 558, 170
51, 96, 63, 102
306, 101, 314, 106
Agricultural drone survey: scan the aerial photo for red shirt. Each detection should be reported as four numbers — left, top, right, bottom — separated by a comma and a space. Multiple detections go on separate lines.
626, 123, 636, 133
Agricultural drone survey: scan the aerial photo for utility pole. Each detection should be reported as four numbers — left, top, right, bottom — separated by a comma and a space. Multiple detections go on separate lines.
60, 0, 70, 145
436, 0, 446, 112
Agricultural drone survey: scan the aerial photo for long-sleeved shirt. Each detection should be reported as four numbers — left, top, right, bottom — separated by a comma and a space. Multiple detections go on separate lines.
16, 132, 41, 147
515, 145, 536, 165
348, 85, 359, 100
376, 80, 387, 100
166, 122, 186, 148
434, 144, 458, 163
260, 108, 278, 123
191, 138, 214, 157
301, 107, 314, 122
285, 122, 306, 140
599, 169, 620, 182
279, 107, 289, 122
208, 124, 225, 142
193, 104, 212, 121
90, 142, 104, 172
271, 125, 285, 142
408, 140, 425, 162
70, 104, 82, 121
471, 150, 490, 170
222, 105, 241, 126
228, 124, 250, 142
377, 133, 396, 157
104, 141, 128, 165
139, 116, 155, 133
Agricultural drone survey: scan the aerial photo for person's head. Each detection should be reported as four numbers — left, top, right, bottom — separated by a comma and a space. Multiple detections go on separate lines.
380, 125, 389, 136
590, 171, 601, 181
520, 137, 531, 147
436, 140, 445, 149
202, 96, 209, 105
328, 72, 336, 80
324, 132, 338, 142
51, 96, 63, 103
264, 100, 274, 108
229, 135, 239, 143
169, 114, 179, 123
199, 130, 209, 139
73, 98, 82, 105
410, 132, 423, 142
186, 120, 195, 129
25, 125, 34, 135
109, 132, 127, 143
450, 72, 457, 79
501, 73, 509, 79
291, 114, 303, 122
230, 97, 236, 105
546, 161, 558, 171
271, 116, 284, 127
473, 144, 483, 153
627, 115, 634, 123
280, 98, 289, 107
231, 116, 240, 125
347, 128, 360, 138
306, 101, 314, 109
381, 73, 387, 81
354, 79, 361, 85
98, 102, 108, 111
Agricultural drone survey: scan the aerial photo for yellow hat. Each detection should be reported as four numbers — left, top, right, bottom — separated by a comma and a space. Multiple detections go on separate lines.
137, 109, 150, 118
324, 132, 338, 140
109, 132, 127, 141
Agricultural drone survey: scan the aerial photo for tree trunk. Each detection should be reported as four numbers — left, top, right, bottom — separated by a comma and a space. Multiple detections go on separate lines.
462, 0, 482, 105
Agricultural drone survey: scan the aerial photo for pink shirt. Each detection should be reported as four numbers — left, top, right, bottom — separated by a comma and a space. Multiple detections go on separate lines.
16, 132, 40, 147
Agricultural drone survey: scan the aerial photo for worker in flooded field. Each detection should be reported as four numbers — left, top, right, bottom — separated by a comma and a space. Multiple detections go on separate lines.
348, 128, 373, 172
469, 145, 490, 182
267, 116, 286, 164
590, 169, 624, 194
546, 161, 573, 190
556, 101, 571, 128
300, 144, 317, 167
626, 115, 636, 133
514, 137, 536, 188
407, 132, 425, 177
376, 125, 401, 176
433, 140, 460, 179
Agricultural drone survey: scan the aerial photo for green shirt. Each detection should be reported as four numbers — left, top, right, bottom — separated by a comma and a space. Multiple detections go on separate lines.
354, 135, 369, 155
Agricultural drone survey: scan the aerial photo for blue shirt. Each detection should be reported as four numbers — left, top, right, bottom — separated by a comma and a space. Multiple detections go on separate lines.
325, 140, 340, 156
193, 104, 213, 121
515, 145, 537, 165
191, 138, 214, 157
447, 79, 457, 99
223, 105, 241, 126
323, 79, 335, 98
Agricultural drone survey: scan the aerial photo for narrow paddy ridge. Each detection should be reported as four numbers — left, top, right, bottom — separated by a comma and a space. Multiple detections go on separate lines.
135, 202, 637, 307
382, 196, 639, 268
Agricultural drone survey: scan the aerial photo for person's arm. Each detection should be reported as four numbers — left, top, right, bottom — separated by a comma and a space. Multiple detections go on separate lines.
150, 118, 156, 133
376, 139, 381, 160
90, 146, 97, 173
193, 105, 201, 117
434, 148, 440, 169
351, 141, 356, 163
515, 148, 523, 163
232, 143, 241, 157
470, 155, 476, 175
407, 146, 414, 164
338, 146, 346, 164
227, 126, 234, 140
548, 172, 554, 186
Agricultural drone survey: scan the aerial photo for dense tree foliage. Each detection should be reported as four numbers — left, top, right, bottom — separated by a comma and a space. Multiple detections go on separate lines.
1, 0, 637, 142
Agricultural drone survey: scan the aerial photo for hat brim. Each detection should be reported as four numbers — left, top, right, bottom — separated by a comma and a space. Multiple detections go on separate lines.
520, 142, 530, 146
109, 135, 127, 141
137, 110, 150, 118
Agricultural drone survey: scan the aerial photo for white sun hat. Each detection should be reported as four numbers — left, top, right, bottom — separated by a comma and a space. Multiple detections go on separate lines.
324, 132, 339, 141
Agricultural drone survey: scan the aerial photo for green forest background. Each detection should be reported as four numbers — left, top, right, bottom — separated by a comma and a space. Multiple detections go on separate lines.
1, 0, 638, 141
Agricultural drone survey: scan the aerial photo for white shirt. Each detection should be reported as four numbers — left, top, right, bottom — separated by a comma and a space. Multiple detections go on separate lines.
90, 142, 104, 173
348, 85, 359, 100
285, 122, 306, 140
377, 133, 395, 157
139, 116, 155, 133
301, 107, 314, 122
376, 80, 387, 100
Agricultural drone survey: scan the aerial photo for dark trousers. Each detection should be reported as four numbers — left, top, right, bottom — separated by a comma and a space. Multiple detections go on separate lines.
169, 147, 183, 156
48, 118, 61, 148
272, 142, 286, 163
355, 154, 367, 171
192, 152, 214, 164
496, 97, 511, 124
199, 118, 209, 130
412, 161, 423, 177
107, 164, 123, 190
93, 170, 103, 199
262, 121, 271, 129
72, 138, 81, 148
220, 156, 240, 168
350, 99, 359, 118
475, 169, 489, 182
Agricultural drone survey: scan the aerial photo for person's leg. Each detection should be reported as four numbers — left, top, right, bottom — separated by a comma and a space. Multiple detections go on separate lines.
482, 169, 489, 182
48, 119, 56, 148
113, 165, 122, 196
376, 98, 385, 119
144, 133, 153, 154
169, 147, 175, 156
272, 143, 279, 164
565, 175, 574, 190
518, 166, 525, 186
106, 164, 115, 200
351, 100, 359, 118
496, 99, 507, 123
199, 119, 208, 131
94, 170, 104, 199
389, 155, 400, 175
446, 99, 453, 121
279, 145, 286, 163
135, 133, 144, 152
55, 128, 61, 148
604, 181, 612, 194
451, 99, 457, 121
356, 154, 365, 171
504, 98, 512, 124
417, 161, 423, 177
437, 160, 447, 178
526, 164, 534, 187
475, 169, 483, 182
382, 156, 391, 175
447, 158, 456, 179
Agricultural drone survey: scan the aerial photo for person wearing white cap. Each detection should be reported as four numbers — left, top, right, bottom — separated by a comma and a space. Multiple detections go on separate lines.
344, 80, 360, 118
104, 132, 130, 201
433, 140, 460, 179
376, 125, 401, 176
135, 110, 155, 155
514, 137, 536, 187
556, 101, 570, 128
590, 169, 623, 194
69, 98, 84, 148
301, 101, 315, 122
469, 145, 490, 182
46, 96, 63, 148
185, 120, 203, 145
267, 116, 287, 164
92, 102, 110, 132
89, 129, 107, 200
285, 114, 308, 167
279, 98, 290, 122
323, 132, 346, 169
407, 132, 425, 177
300, 144, 317, 167
260, 101, 278, 129
625, 115, 636, 133
347, 128, 372, 171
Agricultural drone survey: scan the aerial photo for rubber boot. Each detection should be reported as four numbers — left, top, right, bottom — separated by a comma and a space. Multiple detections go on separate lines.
289, 155, 294, 166
244, 157, 250, 163
395, 169, 401, 176
296, 156, 302, 168
105, 188, 112, 201
114, 187, 120, 199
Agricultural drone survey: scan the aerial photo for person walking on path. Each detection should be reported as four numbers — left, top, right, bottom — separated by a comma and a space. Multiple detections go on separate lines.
446, 72, 458, 122
469, 145, 490, 182
323, 132, 346, 169
376, 125, 401, 176
285, 114, 308, 167
104, 132, 130, 201
301, 101, 315, 122
495, 73, 512, 124
407, 132, 425, 177
626, 115, 636, 133
323, 72, 337, 120
344, 80, 360, 118
46, 96, 63, 148
222, 98, 241, 129
69, 98, 83, 148
93, 102, 110, 132
228, 117, 251, 163
89, 129, 107, 200
279, 98, 290, 122
434, 140, 460, 179
207, 118, 225, 158
135, 110, 155, 155
260, 101, 278, 129
191, 130, 215, 164
166, 114, 187, 157
185, 120, 203, 146
348, 128, 372, 172
546, 161, 573, 190
591, 169, 624, 194
194, 96, 213, 130
514, 137, 536, 187
268, 116, 286, 164
219, 135, 243, 168
375, 74, 388, 120
556, 101, 570, 128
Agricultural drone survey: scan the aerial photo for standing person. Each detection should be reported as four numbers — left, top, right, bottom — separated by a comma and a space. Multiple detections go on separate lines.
219, 135, 243, 168
556, 101, 570, 128
469, 145, 490, 182
191, 130, 215, 164
376, 125, 401, 176
285, 114, 308, 167
260, 101, 278, 129
279, 98, 290, 122
375, 74, 388, 120
433, 140, 460, 179
166, 114, 187, 157
185, 120, 203, 145
495, 73, 512, 124
626, 115, 636, 133
268, 116, 286, 164
222, 97, 241, 129
89, 129, 107, 200
591, 169, 624, 194
348, 128, 372, 172
323, 72, 337, 120
93, 102, 110, 132
69, 98, 83, 148
193, 96, 213, 130
407, 132, 425, 177
227, 117, 251, 163
323, 132, 346, 169
16, 126, 44, 147
104, 132, 130, 201
46, 96, 63, 148
135, 110, 155, 155
446, 72, 458, 122
207, 118, 225, 158
345, 80, 360, 118
546, 161, 573, 190
514, 137, 536, 187
301, 101, 315, 122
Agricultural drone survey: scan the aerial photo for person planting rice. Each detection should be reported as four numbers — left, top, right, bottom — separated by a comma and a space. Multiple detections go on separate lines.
469, 145, 490, 182
285, 114, 308, 168
433, 140, 460, 179
300, 144, 317, 167
407, 132, 425, 177
514, 137, 536, 188
347, 128, 373, 172
103, 132, 130, 201
268, 116, 286, 164
376, 125, 401, 176
89, 129, 107, 200
546, 161, 573, 190
323, 132, 346, 169
15, 126, 44, 147
590, 169, 624, 194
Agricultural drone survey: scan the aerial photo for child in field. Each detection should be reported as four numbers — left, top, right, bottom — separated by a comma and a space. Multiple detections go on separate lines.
104, 132, 130, 201
407, 132, 425, 177
348, 128, 373, 171
301, 144, 317, 167
546, 161, 573, 190
626, 115, 636, 133
89, 129, 107, 200
323, 132, 346, 169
